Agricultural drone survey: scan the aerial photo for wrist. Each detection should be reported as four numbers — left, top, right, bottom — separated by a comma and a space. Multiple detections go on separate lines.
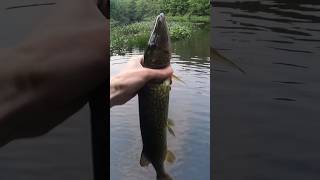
110, 78, 119, 108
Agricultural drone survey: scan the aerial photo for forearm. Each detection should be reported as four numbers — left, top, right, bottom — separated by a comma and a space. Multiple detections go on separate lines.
110, 78, 121, 108
0, 23, 107, 145
110, 82, 115, 108
0, 49, 21, 145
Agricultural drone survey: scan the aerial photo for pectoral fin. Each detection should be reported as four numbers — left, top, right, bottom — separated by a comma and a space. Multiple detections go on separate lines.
140, 151, 150, 167
167, 118, 175, 126
167, 118, 176, 137
168, 126, 176, 137
172, 74, 185, 84
165, 150, 176, 164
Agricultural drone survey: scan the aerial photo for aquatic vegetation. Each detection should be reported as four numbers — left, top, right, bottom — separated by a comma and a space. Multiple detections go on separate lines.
167, 15, 210, 23
111, 21, 152, 54
111, 0, 210, 24
111, 15, 209, 54
169, 22, 192, 40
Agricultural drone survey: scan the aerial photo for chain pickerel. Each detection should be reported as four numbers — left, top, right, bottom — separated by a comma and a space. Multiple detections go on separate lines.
138, 13, 175, 180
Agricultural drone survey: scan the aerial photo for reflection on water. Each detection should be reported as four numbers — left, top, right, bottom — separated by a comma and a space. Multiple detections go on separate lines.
212, 0, 320, 179
110, 29, 210, 180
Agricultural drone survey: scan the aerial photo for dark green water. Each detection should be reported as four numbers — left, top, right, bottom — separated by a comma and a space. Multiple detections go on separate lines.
110, 28, 210, 180
212, 0, 320, 179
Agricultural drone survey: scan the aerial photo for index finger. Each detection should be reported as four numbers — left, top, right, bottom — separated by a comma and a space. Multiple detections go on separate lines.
144, 65, 174, 81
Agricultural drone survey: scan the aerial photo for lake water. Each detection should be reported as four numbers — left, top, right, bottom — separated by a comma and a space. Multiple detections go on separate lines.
110, 28, 210, 180
212, 0, 320, 179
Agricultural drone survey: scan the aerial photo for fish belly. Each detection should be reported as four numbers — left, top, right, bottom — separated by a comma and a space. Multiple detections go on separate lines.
138, 79, 171, 165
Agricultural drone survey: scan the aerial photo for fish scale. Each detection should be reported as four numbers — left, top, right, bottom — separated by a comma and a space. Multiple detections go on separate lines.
138, 13, 174, 180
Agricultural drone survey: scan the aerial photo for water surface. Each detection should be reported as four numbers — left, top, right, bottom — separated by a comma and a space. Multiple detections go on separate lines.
212, 0, 320, 179
110, 29, 210, 180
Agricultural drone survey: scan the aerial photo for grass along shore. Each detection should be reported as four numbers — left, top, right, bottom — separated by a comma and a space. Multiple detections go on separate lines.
111, 15, 209, 55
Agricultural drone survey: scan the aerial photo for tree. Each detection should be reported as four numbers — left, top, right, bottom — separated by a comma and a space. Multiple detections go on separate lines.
111, 0, 210, 24
188, 0, 210, 16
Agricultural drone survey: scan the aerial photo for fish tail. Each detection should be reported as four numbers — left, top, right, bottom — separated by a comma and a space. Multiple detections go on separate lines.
140, 149, 150, 167
157, 173, 173, 180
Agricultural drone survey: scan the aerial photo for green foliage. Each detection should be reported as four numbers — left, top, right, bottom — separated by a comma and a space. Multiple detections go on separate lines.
188, 0, 210, 16
111, 17, 208, 54
167, 15, 210, 23
169, 22, 192, 40
110, 0, 210, 54
164, 0, 190, 16
111, 21, 153, 54
110, 0, 210, 24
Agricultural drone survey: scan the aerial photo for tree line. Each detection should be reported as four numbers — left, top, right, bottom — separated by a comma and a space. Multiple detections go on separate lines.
111, 0, 210, 24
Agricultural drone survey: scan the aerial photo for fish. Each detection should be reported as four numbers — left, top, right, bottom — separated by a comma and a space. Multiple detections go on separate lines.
138, 13, 175, 180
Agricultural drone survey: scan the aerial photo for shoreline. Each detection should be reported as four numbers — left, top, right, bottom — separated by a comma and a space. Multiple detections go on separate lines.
111, 15, 210, 55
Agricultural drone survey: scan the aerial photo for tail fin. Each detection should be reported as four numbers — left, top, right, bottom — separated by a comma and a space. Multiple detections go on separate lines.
140, 150, 150, 167
157, 173, 173, 180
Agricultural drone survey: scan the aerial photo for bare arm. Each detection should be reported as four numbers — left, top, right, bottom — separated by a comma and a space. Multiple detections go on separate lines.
110, 56, 173, 107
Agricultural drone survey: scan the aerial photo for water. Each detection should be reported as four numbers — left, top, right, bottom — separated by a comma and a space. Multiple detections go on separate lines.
212, 0, 320, 179
110, 29, 210, 180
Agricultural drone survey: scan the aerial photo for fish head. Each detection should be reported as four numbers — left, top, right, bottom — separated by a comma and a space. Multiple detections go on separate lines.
144, 13, 171, 69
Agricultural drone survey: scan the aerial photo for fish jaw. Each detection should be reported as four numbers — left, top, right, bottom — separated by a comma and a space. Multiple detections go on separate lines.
144, 13, 171, 69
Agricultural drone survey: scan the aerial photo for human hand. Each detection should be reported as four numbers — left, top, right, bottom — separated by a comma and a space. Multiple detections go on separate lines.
110, 56, 173, 107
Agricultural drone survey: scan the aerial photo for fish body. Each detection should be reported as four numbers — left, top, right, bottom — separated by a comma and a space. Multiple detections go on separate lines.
138, 13, 174, 180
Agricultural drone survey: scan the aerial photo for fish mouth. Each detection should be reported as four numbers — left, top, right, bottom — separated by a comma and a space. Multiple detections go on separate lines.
154, 13, 166, 34
149, 13, 169, 46
156, 13, 165, 25
144, 13, 171, 69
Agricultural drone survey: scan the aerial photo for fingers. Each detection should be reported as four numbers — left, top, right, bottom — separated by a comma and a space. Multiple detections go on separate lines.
134, 55, 173, 80
139, 55, 145, 66
124, 55, 173, 81
145, 65, 173, 81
